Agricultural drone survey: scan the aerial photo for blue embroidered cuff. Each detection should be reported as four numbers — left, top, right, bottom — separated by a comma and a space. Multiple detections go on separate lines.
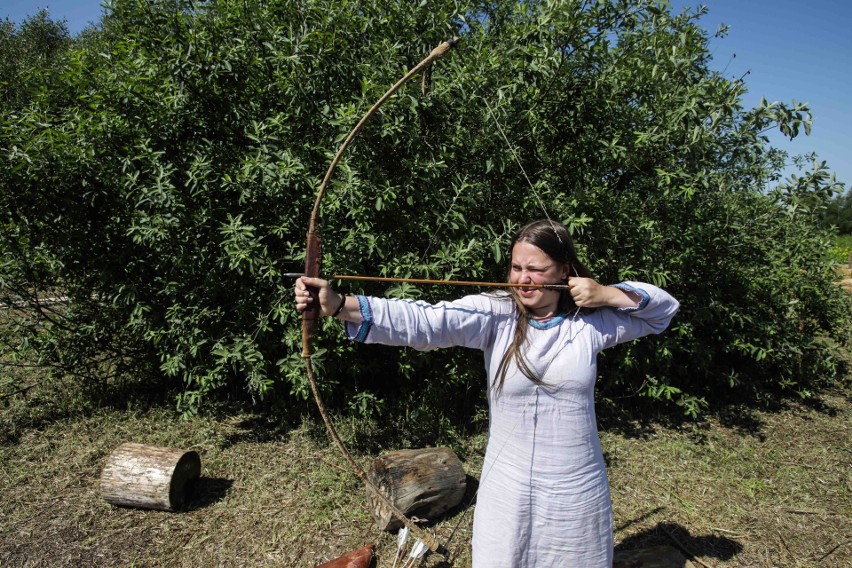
345, 295, 373, 342
611, 283, 650, 312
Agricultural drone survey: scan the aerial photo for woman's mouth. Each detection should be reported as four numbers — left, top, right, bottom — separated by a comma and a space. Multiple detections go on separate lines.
518, 288, 536, 298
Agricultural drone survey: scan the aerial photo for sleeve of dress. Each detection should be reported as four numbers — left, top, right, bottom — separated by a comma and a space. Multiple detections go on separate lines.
597, 281, 680, 349
343, 293, 512, 352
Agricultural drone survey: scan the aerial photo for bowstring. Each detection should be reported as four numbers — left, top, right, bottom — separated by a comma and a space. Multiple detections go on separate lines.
263, 39, 570, 561
481, 95, 563, 245
435, 44, 574, 563
441, 386, 537, 561
420, 38, 565, 272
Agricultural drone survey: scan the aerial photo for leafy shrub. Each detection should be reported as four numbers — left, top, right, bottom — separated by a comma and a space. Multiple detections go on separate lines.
1, 0, 849, 419
821, 189, 852, 234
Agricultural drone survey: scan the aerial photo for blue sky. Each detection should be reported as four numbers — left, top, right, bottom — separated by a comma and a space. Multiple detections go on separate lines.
4, 0, 850, 190
669, 0, 851, 190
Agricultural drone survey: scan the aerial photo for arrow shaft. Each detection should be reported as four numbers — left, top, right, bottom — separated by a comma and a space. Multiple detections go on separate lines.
284, 273, 570, 290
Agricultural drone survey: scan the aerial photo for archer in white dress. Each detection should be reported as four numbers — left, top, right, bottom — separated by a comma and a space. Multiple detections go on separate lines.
295, 220, 679, 567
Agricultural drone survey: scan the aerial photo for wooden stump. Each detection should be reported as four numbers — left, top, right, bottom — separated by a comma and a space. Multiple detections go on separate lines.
100, 442, 201, 511
366, 447, 465, 532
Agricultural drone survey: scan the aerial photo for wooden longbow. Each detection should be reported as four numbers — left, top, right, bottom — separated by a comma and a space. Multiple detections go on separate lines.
301, 38, 460, 560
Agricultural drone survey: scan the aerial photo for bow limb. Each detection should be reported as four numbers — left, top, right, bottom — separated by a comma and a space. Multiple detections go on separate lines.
302, 38, 459, 560
301, 36, 459, 356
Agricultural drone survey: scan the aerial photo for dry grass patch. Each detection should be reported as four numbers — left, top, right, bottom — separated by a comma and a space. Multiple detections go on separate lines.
1, 383, 849, 567
607, 389, 851, 567
0, 406, 385, 566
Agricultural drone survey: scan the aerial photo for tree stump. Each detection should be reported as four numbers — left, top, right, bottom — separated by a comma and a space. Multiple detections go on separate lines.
100, 442, 201, 511
366, 447, 465, 532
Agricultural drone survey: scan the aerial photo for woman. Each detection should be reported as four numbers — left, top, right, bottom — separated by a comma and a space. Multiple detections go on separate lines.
295, 219, 679, 567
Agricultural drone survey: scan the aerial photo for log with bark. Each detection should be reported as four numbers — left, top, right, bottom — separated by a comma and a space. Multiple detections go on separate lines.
366, 447, 466, 532
100, 442, 201, 511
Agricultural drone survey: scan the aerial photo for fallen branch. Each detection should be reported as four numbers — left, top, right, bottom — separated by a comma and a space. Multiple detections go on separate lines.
0, 383, 36, 400
815, 539, 849, 562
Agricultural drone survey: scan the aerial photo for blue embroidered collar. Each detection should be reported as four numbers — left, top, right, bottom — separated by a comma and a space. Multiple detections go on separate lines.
529, 313, 567, 330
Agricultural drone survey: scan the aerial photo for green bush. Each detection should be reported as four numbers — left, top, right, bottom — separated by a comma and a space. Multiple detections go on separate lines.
831, 234, 852, 264
821, 189, 852, 234
1, 0, 849, 418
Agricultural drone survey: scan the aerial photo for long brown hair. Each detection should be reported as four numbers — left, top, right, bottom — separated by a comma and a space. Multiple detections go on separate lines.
493, 220, 594, 394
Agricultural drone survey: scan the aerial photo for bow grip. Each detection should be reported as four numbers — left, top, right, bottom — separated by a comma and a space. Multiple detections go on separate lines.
301, 231, 322, 358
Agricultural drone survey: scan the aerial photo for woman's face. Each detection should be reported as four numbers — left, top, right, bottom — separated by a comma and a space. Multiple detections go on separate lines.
509, 241, 569, 318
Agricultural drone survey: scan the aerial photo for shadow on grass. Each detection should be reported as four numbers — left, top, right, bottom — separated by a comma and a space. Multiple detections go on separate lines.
615, 521, 743, 563
183, 476, 234, 511
431, 515, 742, 568
0, 370, 179, 445
596, 379, 850, 444
220, 407, 309, 446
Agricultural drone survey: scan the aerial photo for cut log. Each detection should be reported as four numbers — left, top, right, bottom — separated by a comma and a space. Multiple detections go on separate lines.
366, 447, 466, 532
314, 544, 375, 568
100, 442, 200, 511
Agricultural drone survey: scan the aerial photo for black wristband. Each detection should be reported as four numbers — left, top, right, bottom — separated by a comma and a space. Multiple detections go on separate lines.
331, 294, 347, 317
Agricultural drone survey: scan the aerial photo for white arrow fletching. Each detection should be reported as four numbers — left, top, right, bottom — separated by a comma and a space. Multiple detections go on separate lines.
400, 538, 428, 568
409, 539, 427, 558
392, 526, 411, 568
397, 526, 410, 549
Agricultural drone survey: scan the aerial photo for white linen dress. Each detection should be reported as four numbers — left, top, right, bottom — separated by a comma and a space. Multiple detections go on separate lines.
344, 282, 679, 567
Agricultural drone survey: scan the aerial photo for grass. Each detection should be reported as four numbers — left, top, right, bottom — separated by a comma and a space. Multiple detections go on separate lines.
1, 373, 849, 567
1, 296, 850, 567
604, 394, 851, 567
